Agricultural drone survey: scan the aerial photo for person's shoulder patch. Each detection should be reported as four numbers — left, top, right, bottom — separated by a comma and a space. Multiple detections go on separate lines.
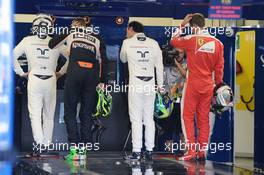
196, 40, 216, 53
137, 36, 146, 41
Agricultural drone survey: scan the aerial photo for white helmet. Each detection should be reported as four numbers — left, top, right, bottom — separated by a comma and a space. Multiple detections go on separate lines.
211, 83, 233, 114
32, 14, 53, 39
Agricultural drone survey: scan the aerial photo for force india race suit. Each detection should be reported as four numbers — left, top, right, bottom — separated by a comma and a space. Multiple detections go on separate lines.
14, 35, 68, 146
49, 30, 107, 145
170, 31, 224, 154
120, 33, 164, 152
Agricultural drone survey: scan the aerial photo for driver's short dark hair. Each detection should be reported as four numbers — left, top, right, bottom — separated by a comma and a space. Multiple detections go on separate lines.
128, 21, 144, 33
189, 13, 205, 28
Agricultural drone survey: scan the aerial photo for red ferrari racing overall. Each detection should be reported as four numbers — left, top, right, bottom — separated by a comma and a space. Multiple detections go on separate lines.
171, 31, 224, 157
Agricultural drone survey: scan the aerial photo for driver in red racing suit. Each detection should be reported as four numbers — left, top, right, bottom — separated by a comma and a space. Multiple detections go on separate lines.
170, 13, 224, 161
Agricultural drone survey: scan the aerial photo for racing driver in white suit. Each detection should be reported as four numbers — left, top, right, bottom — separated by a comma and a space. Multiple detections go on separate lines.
13, 14, 68, 156
120, 21, 164, 161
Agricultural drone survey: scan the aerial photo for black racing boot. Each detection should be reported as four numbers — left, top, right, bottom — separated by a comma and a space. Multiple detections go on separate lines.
197, 152, 206, 162
124, 152, 141, 161
144, 151, 153, 162
25, 144, 42, 158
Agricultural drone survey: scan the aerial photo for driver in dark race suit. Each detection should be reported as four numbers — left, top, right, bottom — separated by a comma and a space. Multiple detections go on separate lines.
49, 17, 107, 160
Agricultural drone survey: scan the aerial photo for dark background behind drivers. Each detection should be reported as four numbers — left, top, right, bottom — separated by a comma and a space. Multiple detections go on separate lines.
14, 19, 234, 161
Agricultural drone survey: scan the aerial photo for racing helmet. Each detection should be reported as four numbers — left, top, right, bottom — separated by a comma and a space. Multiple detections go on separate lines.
32, 14, 53, 39
154, 92, 174, 119
211, 83, 234, 114
93, 87, 112, 118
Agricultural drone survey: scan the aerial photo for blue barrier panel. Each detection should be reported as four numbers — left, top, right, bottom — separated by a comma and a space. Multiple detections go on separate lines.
0, 0, 14, 151
206, 28, 236, 162
0, 162, 12, 175
255, 28, 264, 170
0, 0, 14, 174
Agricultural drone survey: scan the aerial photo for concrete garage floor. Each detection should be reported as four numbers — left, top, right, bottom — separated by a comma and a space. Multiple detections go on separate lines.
13, 152, 263, 175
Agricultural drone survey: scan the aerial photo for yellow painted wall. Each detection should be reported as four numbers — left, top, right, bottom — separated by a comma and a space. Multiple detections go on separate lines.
235, 31, 255, 111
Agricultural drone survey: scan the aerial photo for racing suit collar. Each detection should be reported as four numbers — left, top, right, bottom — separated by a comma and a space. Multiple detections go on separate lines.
195, 28, 212, 36
133, 32, 145, 38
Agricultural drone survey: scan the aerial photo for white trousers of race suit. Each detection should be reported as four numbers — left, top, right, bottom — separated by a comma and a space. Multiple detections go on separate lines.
27, 72, 56, 146
128, 84, 156, 152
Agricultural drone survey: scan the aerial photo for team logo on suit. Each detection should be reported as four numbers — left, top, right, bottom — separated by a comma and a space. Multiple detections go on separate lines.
37, 48, 49, 55
137, 51, 149, 58
197, 38, 205, 46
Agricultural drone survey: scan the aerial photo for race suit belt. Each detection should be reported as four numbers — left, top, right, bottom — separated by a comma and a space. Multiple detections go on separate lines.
136, 76, 153, 82
78, 61, 93, 69
34, 74, 53, 80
